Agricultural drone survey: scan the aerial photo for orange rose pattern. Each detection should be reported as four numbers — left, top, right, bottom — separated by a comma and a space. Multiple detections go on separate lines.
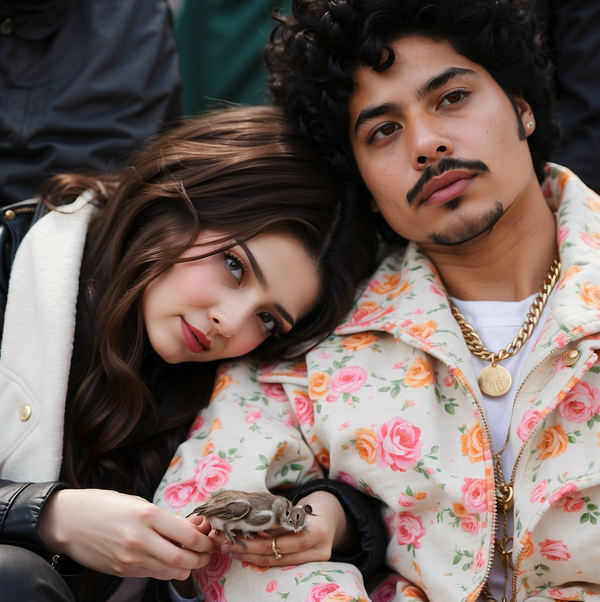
538, 425, 568, 459
461, 424, 484, 463
404, 357, 434, 388
309, 371, 331, 399
341, 332, 379, 351
408, 320, 438, 339
580, 282, 600, 310
355, 427, 377, 464
210, 374, 232, 402
371, 273, 403, 295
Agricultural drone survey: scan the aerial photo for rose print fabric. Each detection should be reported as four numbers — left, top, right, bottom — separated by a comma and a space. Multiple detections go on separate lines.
155, 165, 600, 602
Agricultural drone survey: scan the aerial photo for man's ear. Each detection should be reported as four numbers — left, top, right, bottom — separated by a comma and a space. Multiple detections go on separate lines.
514, 97, 535, 137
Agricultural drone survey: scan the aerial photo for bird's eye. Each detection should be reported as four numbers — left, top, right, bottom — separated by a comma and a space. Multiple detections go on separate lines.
285, 510, 290, 517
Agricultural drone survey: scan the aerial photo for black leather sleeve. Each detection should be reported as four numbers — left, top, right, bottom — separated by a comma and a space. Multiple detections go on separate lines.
288, 478, 388, 580
0, 479, 68, 561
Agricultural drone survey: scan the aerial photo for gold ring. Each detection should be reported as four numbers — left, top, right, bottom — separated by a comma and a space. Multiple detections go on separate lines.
271, 536, 282, 560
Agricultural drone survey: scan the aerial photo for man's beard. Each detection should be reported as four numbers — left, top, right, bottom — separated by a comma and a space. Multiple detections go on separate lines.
427, 199, 504, 246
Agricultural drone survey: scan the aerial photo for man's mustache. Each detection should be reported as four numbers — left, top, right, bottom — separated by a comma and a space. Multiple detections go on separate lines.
406, 157, 490, 207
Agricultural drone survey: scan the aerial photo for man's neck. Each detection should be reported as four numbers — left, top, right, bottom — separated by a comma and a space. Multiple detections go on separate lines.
423, 184, 557, 302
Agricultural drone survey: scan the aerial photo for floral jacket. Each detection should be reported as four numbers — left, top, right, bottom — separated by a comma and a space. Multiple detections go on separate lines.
155, 164, 600, 602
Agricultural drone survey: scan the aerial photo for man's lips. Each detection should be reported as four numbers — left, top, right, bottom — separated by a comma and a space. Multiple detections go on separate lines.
180, 317, 211, 353
419, 171, 476, 206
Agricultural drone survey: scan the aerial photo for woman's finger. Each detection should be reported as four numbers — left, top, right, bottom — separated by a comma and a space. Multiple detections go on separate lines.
226, 547, 331, 569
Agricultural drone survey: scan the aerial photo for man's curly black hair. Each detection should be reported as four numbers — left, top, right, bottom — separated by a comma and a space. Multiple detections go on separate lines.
266, 0, 560, 190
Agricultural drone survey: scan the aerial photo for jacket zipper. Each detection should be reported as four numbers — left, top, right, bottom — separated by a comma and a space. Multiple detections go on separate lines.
426, 348, 498, 601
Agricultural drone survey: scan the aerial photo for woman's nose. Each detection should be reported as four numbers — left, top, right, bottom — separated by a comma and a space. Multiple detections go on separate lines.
209, 306, 244, 338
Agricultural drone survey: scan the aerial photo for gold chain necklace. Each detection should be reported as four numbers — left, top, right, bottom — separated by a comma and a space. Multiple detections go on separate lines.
447, 256, 561, 602
448, 257, 561, 397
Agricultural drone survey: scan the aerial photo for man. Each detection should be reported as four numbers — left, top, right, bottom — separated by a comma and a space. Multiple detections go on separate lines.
155, 1, 600, 601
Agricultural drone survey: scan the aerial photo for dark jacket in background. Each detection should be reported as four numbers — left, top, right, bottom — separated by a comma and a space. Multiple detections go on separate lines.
535, 0, 600, 193
0, 0, 183, 206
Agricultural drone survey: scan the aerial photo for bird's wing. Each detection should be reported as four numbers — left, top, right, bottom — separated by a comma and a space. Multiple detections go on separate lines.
205, 500, 251, 520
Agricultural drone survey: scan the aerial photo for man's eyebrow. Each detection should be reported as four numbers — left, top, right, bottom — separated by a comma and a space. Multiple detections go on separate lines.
238, 242, 296, 328
353, 67, 477, 136
239, 242, 268, 291
354, 101, 400, 136
415, 66, 477, 100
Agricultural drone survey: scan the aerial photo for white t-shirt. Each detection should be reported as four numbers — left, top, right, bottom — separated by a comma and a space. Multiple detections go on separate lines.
451, 292, 553, 601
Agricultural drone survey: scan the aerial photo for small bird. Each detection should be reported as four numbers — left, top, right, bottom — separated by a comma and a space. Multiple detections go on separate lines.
187, 490, 314, 550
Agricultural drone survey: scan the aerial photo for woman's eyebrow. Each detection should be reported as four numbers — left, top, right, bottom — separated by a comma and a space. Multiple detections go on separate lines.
239, 242, 268, 291
238, 242, 296, 328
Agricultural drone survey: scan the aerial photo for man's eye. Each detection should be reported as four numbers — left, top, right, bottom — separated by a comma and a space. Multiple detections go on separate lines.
369, 122, 400, 143
258, 311, 280, 334
441, 89, 468, 106
223, 252, 246, 284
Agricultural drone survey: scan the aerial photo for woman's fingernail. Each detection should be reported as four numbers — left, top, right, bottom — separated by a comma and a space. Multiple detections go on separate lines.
221, 545, 230, 554
230, 553, 241, 560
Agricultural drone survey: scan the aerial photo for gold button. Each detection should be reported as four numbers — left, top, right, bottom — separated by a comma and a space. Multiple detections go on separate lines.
563, 349, 580, 367
19, 405, 32, 421
4, 209, 15, 221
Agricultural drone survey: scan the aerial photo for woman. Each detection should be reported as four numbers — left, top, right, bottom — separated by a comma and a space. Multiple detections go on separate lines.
0, 106, 378, 602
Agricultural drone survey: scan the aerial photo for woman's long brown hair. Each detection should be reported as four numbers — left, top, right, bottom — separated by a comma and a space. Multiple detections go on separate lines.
41, 105, 378, 507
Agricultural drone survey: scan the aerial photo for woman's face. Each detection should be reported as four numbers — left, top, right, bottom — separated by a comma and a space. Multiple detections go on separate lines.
143, 232, 320, 363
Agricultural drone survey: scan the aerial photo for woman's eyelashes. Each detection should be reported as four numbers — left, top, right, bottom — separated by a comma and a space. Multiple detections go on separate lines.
258, 311, 282, 337
223, 250, 248, 285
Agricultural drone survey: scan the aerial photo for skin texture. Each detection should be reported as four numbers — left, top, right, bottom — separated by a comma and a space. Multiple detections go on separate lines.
143, 232, 320, 363
212, 491, 356, 568
349, 36, 557, 301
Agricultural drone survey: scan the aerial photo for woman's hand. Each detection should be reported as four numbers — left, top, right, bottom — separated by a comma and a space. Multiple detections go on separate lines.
37, 489, 214, 580
213, 491, 356, 567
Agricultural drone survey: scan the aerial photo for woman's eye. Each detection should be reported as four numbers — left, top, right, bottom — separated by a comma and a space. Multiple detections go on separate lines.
224, 253, 245, 284
258, 311, 280, 333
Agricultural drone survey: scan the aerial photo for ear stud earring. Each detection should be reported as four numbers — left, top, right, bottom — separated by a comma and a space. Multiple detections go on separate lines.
526, 121, 534, 128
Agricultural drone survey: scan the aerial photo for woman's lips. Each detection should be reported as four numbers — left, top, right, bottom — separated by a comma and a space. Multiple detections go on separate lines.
180, 317, 211, 353
420, 172, 476, 206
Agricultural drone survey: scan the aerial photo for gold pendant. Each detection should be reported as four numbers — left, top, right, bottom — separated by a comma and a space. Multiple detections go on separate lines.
478, 363, 512, 397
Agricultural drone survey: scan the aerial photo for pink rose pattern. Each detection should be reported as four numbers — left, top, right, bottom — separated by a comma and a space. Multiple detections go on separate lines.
396, 511, 426, 549
154, 166, 600, 602
460, 478, 488, 514
557, 381, 600, 423
375, 417, 423, 472
192, 455, 233, 503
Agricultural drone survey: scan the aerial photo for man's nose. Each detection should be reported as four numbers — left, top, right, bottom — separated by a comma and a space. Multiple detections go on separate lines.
406, 117, 453, 169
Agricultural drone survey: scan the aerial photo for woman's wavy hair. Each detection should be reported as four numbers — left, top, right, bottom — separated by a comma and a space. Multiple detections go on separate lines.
42, 105, 378, 501
266, 0, 560, 189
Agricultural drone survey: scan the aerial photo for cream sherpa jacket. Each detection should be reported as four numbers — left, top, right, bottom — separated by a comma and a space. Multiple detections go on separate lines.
0, 193, 96, 482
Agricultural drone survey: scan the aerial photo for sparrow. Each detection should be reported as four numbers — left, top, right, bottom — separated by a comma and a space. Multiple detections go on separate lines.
187, 489, 314, 550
